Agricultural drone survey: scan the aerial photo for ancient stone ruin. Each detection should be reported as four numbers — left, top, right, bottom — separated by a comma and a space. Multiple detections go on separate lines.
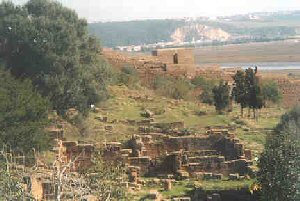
103, 126, 254, 187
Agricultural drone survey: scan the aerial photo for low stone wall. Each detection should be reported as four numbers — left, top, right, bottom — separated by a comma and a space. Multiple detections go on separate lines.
61, 141, 94, 172
123, 128, 253, 177
152, 48, 195, 65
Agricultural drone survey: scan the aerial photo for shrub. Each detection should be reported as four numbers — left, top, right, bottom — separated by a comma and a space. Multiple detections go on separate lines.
261, 80, 282, 104
117, 65, 140, 88
191, 76, 218, 105
152, 75, 191, 100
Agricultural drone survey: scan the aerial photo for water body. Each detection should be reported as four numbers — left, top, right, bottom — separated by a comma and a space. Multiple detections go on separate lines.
220, 62, 300, 71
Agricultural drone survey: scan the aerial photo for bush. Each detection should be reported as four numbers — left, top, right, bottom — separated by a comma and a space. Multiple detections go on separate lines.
261, 80, 282, 104
258, 106, 300, 200
117, 65, 140, 88
0, 69, 50, 152
191, 76, 218, 105
152, 75, 191, 100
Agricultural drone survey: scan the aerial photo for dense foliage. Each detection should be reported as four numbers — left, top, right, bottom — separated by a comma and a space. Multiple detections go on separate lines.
258, 105, 300, 201
261, 80, 282, 104
87, 151, 127, 200
245, 68, 264, 117
232, 68, 263, 118
232, 70, 248, 116
0, 0, 111, 115
117, 65, 140, 88
0, 68, 49, 152
212, 81, 231, 113
153, 75, 191, 100
191, 76, 218, 105
0, 163, 27, 200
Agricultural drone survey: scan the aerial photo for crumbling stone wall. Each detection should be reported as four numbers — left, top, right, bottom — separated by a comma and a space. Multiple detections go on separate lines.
195, 68, 236, 83
61, 141, 94, 172
124, 128, 252, 177
30, 173, 55, 200
152, 48, 195, 65
274, 78, 300, 108
103, 50, 166, 83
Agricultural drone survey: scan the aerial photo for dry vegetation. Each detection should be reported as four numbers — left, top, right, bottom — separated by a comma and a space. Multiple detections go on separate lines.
195, 40, 300, 64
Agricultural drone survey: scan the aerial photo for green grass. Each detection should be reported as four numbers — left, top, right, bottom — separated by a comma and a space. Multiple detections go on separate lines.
130, 178, 255, 200
195, 179, 254, 191
63, 85, 284, 151
235, 129, 266, 155
161, 181, 194, 198
71, 85, 236, 144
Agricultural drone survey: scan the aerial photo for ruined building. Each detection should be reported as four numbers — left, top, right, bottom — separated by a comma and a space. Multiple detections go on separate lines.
103, 48, 300, 107
103, 126, 254, 183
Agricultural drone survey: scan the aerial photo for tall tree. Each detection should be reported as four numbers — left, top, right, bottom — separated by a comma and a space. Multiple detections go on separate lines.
212, 81, 230, 114
258, 106, 300, 201
245, 67, 263, 118
0, 0, 111, 115
232, 70, 248, 117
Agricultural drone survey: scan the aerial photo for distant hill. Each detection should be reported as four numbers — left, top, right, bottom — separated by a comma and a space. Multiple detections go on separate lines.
88, 19, 185, 47
88, 11, 300, 47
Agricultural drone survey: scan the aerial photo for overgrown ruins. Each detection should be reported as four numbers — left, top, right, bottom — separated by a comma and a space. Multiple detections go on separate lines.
103, 48, 300, 108
104, 125, 254, 182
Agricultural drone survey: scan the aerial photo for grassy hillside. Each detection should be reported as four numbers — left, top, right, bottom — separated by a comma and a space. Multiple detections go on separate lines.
63, 85, 284, 155
57, 84, 285, 200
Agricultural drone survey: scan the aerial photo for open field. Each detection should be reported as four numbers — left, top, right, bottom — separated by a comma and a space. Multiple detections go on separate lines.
195, 40, 300, 64
260, 69, 300, 79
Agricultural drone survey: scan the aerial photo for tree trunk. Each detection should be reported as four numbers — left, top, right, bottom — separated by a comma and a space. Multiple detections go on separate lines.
241, 107, 244, 117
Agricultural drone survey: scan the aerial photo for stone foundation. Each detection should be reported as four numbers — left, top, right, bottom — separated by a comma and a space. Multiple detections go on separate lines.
104, 127, 253, 179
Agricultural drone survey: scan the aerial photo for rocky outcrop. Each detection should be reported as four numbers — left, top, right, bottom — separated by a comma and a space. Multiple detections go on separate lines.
171, 24, 231, 43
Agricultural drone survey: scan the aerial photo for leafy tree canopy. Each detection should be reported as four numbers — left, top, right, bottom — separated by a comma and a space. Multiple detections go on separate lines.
259, 105, 300, 201
232, 68, 264, 118
212, 81, 230, 113
0, 0, 111, 115
232, 70, 248, 115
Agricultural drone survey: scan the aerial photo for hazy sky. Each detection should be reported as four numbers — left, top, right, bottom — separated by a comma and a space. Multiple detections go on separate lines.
9, 0, 300, 22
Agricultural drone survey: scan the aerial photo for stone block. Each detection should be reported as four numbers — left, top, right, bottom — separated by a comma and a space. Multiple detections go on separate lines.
164, 179, 172, 191
212, 173, 223, 180
212, 193, 221, 201
244, 149, 252, 160
172, 197, 191, 201
229, 173, 239, 180
203, 172, 213, 180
